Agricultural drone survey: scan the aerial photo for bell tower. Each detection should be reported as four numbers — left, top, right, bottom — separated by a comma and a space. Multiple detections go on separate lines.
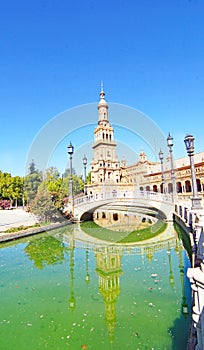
90, 84, 121, 185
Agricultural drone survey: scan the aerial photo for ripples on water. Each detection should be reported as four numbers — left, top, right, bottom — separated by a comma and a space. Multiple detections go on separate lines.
0, 223, 191, 350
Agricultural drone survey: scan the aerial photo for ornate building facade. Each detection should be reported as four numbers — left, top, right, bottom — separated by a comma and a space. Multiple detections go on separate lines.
125, 151, 204, 198
87, 87, 204, 198
87, 86, 133, 196
90, 85, 120, 185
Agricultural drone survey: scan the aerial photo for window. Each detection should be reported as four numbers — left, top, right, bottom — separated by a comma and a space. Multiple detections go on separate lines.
113, 213, 118, 221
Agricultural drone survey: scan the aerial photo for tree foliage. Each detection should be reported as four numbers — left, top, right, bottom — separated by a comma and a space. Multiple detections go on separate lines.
86, 171, 91, 184
24, 236, 67, 269
0, 171, 23, 206
30, 186, 61, 222
0, 163, 84, 212
44, 166, 60, 181
24, 161, 42, 204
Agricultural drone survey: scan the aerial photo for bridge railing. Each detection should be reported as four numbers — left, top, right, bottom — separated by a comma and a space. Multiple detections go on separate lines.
74, 190, 173, 206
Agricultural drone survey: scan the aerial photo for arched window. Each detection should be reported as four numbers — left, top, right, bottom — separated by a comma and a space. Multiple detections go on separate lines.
197, 179, 202, 192
185, 180, 191, 193
113, 213, 118, 221
168, 183, 173, 193
153, 185, 158, 192
176, 182, 182, 193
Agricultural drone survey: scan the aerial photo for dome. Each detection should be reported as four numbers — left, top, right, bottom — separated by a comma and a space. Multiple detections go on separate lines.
98, 90, 108, 108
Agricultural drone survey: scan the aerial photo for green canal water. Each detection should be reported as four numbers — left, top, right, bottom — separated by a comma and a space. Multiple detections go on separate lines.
0, 223, 191, 350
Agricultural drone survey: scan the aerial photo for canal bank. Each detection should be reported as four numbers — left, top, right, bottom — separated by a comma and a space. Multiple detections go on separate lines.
0, 208, 72, 243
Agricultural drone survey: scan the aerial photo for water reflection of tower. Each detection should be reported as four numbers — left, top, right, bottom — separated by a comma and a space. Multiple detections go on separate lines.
95, 246, 123, 343
68, 235, 76, 311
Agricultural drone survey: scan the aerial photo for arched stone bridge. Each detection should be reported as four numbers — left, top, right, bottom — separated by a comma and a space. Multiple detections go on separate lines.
73, 190, 174, 221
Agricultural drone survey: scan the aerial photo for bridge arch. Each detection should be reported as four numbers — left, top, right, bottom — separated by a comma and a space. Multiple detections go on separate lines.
73, 191, 173, 222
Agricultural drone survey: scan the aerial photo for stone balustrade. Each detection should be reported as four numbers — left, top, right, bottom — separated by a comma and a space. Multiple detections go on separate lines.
174, 199, 204, 349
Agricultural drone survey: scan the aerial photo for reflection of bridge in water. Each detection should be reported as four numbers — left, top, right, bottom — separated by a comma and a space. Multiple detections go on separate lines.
61, 227, 187, 345
69, 189, 204, 348
55, 221, 179, 256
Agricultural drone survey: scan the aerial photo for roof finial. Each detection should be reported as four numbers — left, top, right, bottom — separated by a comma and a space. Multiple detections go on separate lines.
100, 81, 104, 93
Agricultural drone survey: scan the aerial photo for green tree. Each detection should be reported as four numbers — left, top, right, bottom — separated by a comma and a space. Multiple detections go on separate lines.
44, 166, 60, 181
0, 171, 23, 206
24, 161, 42, 204
86, 171, 91, 184
63, 167, 76, 177
30, 186, 61, 222
73, 174, 84, 194
62, 173, 84, 197
40, 167, 63, 209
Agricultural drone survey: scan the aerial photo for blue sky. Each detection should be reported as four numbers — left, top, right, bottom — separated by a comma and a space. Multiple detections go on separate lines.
1, 0, 204, 176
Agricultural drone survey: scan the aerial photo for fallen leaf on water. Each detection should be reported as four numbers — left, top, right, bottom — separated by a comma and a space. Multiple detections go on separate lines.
81, 345, 88, 350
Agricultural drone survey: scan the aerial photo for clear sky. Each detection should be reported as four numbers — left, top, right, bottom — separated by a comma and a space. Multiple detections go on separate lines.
1, 0, 204, 177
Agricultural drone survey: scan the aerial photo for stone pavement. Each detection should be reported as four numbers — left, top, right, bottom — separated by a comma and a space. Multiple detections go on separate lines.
0, 208, 37, 232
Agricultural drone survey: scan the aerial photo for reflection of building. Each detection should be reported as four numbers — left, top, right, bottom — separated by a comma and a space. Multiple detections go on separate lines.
93, 209, 156, 232
95, 246, 123, 343
87, 87, 204, 197
68, 237, 76, 311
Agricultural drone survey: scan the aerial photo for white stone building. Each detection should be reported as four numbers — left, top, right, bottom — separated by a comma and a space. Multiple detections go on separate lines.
87, 87, 204, 199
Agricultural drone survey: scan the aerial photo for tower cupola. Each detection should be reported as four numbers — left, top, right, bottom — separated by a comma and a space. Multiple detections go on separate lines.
98, 82, 109, 123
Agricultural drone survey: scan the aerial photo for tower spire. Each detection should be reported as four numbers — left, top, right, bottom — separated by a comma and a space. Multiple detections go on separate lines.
98, 81, 108, 122
101, 80, 104, 93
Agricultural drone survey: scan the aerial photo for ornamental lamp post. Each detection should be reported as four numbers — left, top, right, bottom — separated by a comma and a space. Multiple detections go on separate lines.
167, 133, 177, 198
159, 149, 165, 193
68, 142, 74, 216
184, 134, 202, 210
83, 155, 87, 195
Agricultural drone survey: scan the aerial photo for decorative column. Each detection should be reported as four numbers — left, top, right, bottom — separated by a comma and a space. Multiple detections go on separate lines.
159, 149, 165, 193
83, 155, 87, 195
167, 133, 177, 199
184, 134, 202, 210
68, 142, 74, 215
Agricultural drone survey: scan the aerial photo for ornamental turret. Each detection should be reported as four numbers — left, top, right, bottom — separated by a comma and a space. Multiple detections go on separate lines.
89, 85, 120, 186
97, 82, 109, 124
